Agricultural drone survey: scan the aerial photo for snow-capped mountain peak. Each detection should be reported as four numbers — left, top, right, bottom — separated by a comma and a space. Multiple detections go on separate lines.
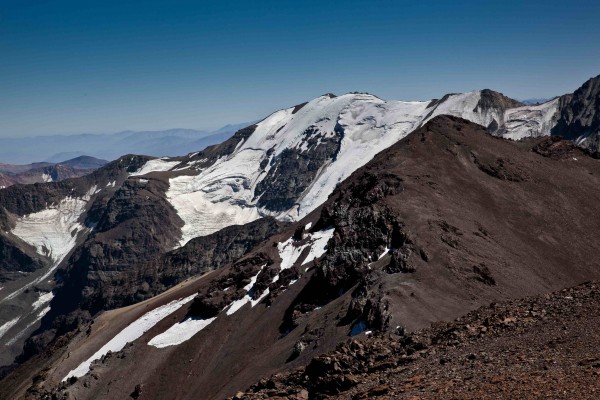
158, 88, 551, 245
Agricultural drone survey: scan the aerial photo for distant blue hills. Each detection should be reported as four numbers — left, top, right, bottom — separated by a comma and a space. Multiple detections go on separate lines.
0, 123, 251, 164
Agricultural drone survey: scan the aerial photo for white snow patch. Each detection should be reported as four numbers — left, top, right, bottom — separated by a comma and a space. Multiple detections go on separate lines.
423, 91, 495, 128
37, 305, 51, 318
167, 173, 262, 246
131, 158, 179, 176
305, 222, 312, 230
106, 181, 116, 187
276, 228, 333, 271
63, 294, 196, 380
273, 228, 334, 289
277, 237, 308, 271
32, 291, 54, 311
301, 228, 335, 266
147, 316, 216, 348
41, 173, 53, 183
378, 247, 389, 260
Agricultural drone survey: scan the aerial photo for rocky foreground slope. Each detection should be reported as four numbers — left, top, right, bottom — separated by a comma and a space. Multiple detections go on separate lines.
235, 281, 600, 400
2, 115, 600, 400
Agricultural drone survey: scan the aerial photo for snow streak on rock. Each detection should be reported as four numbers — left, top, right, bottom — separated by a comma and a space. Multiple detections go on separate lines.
0, 317, 20, 341
63, 294, 196, 381
225, 265, 265, 316
131, 158, 180, 176
31, 291, 54, 312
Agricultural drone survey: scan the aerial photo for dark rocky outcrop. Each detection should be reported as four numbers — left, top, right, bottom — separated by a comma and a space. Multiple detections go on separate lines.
160, 217, 286, 287
0, 236, 45, 282
475, 89, 523, 115
280, 171, 413, 334
532, 135, 580, 159
255, 125, 344, 212
51, 177, 183, 315
189, 252, 275, 319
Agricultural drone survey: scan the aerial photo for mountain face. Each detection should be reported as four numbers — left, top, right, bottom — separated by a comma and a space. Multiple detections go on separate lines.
552, 75, 600, 153
0, 75, 599, 399
3, 115, 600, 400
0, 156, 108, 189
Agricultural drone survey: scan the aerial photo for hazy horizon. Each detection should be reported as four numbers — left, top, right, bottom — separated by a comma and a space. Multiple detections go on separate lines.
2, 0, 600, 138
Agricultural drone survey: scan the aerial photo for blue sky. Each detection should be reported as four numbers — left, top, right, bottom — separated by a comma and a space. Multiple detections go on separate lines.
1, 0, 599, 137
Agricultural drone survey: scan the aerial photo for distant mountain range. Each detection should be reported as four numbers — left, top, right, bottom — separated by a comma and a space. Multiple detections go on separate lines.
519, 97, 554, 105
0, 156, 108, 189
0, 123, 250, 164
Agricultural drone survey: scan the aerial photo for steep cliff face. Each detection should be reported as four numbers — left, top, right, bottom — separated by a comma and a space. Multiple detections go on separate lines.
552, 75, 600, 153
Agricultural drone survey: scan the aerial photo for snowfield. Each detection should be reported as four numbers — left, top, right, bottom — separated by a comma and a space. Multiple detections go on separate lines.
166, 94, 430, 244
501, 98, 560, 140
3, 186, 100, 303
11, 185, 98, 266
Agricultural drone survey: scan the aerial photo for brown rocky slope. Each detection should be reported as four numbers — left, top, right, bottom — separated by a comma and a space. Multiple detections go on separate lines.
236, 280, 600, 399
